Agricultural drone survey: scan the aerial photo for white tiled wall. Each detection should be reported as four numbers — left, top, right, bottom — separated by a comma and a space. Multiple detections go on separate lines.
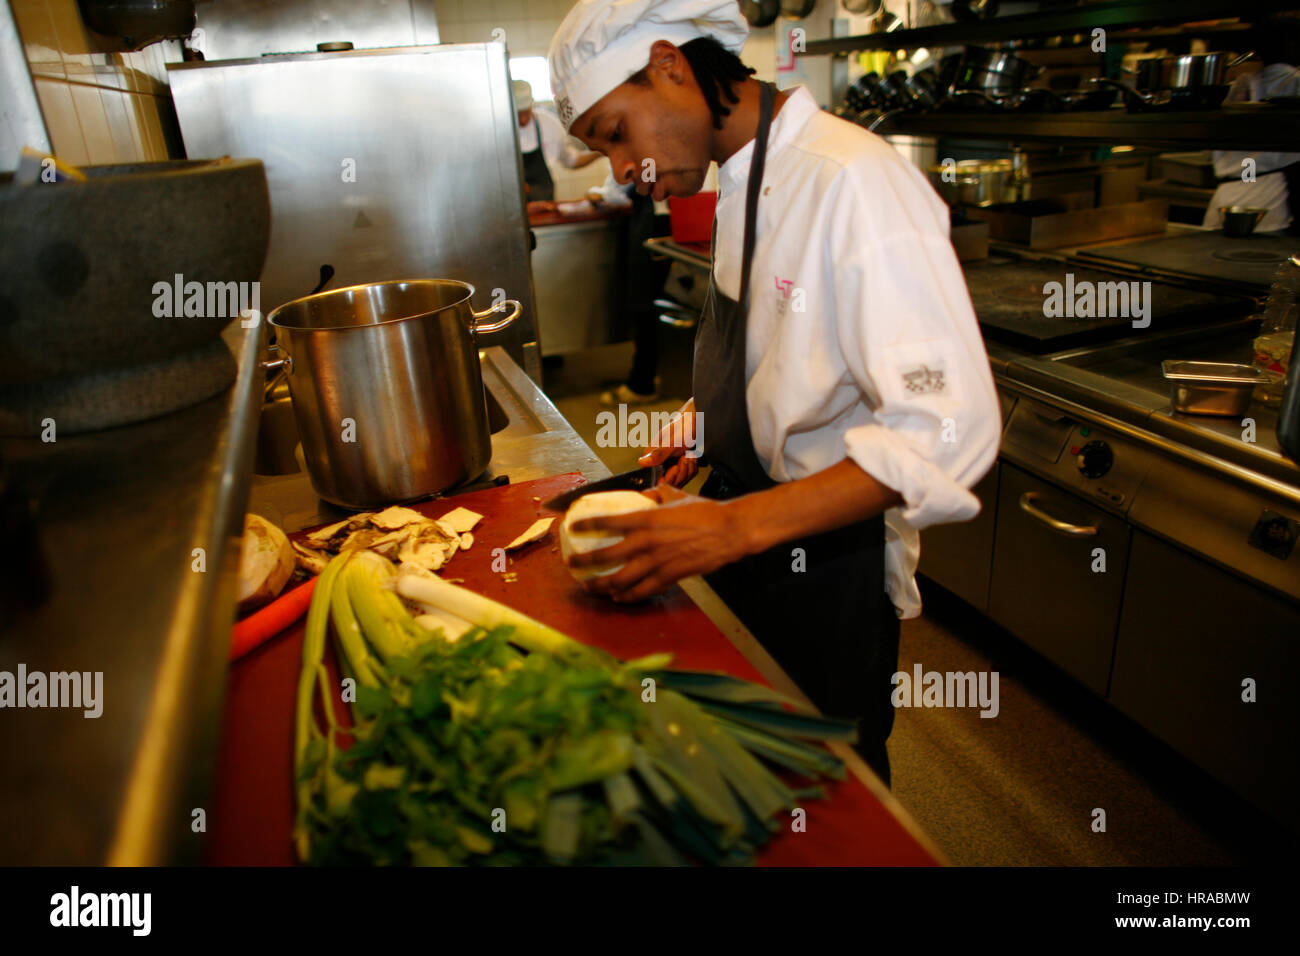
435, 0, 575, 55
10, 0, 180, 165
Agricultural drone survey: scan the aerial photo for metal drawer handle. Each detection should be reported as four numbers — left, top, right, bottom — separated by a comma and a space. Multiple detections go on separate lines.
1018, 491, 1098, 537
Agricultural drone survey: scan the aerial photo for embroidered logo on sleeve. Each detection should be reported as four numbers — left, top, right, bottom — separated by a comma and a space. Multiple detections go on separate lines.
902, 364, 946, 394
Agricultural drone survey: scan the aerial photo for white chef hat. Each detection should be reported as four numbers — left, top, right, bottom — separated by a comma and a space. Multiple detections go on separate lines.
512, 80, 534, 111
548, 0, 749, 131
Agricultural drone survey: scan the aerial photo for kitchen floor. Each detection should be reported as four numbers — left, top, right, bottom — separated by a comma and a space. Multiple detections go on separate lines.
543, 342, 1291, 867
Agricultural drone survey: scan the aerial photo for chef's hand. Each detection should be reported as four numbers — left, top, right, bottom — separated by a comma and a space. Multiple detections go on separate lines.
567, 485, 750, 602
527, 200, 557, 217
639, 398, 700, 488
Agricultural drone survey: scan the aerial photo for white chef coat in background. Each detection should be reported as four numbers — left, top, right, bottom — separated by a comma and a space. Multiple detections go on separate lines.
1203, 63, 1300, 232
710, 85, 1001, 619
518, 105, 591, 169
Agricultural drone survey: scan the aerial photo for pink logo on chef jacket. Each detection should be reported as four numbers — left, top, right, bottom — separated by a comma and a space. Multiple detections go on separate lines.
775, 276, 804, 314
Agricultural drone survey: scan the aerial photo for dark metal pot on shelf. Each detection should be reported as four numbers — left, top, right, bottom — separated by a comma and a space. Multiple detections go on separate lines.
957, 47, 1044, 95
1134, 51, 1254, 91
927, 157, 1028, 207
1090, 76, 1230, 112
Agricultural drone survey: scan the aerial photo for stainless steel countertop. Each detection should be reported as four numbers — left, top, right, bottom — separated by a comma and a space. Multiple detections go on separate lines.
1002, 318, 1300, 495
1, 338, 934, 865
0, 320, 267, 865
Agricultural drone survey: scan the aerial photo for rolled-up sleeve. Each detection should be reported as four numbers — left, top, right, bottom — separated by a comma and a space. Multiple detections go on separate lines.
538, 109, 588, 169
833, 225, 1000, 530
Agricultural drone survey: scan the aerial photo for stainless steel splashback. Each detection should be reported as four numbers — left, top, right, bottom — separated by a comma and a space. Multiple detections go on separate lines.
168, 43, 540, 378
191, 0, 440, 60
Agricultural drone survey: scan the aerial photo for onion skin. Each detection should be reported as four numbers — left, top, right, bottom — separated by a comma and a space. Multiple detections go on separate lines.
237, 514, 295, 611
559, 491, 658, 582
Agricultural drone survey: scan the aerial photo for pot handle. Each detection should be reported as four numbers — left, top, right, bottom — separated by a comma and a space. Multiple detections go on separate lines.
1090, 76, 1147, 109
472, 299, 521, 334
262, 344, 292, 401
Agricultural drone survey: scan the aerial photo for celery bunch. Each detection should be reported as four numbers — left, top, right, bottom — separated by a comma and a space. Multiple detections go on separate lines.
293, 551, 855, 866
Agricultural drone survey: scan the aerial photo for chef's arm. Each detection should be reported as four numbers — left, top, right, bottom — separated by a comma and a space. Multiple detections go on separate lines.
565, 149, 603, 169
833, 216, 1001, 530
728, 459, 902, 555
541, 110, 604, 169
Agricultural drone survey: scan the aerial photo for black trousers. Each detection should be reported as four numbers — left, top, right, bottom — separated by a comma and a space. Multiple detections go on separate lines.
700, 469, 902, 786
619, 198, 671, 394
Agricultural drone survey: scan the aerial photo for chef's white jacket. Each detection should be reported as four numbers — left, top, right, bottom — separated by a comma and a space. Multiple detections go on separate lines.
1203, 63, 1300, 233
518, 106, 590, 169
709, 85, 1000, 619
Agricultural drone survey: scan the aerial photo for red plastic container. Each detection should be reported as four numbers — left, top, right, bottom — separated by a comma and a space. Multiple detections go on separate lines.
669, 191, 717, 244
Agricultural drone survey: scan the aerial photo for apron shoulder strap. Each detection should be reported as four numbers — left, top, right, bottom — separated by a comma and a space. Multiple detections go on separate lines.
738, 81, 776, 315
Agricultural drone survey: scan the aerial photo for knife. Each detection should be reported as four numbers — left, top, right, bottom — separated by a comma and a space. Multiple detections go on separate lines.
542, 464, 665, 512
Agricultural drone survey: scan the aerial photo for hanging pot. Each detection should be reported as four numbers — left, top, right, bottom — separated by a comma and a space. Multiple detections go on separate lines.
742, 1, 781, 27
951, 0, 1000, 21
75, 0, 195, 50
780, 0, 817, 19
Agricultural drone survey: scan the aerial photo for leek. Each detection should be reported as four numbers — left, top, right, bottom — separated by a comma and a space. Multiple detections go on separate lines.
296, 553, 853, 866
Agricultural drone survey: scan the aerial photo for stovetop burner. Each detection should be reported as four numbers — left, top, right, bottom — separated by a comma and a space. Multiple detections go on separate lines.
1078, 231, 1298, 290
1211, 248, 1290, 264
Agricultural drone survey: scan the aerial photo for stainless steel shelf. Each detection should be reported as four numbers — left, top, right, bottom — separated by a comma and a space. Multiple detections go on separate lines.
804, 0, 1292, 55
0, 320, 267, 865
871, 106, 1300, 151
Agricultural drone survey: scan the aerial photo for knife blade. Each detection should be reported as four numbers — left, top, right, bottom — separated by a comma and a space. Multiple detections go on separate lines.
542, 464, 664, 512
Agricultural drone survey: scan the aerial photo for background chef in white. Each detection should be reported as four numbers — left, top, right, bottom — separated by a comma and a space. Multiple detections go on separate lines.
551, 0, 999, 783
513, 78, 602, 215
1201, 17, 1300, 234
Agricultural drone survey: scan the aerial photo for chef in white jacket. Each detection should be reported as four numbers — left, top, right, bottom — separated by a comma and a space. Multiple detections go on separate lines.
514, 79, 601, 210
1201, 23, 1300, 234
550, 0, 999, 784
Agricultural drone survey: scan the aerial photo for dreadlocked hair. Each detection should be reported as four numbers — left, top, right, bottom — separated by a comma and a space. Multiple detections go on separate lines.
681, 36, 756, 129
628, 36, 756, 130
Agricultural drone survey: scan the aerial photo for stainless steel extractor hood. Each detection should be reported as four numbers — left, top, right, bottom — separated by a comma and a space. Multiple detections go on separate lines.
168, 41, 541, 379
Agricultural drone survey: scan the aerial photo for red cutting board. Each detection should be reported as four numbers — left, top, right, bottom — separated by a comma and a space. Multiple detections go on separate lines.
206, 473, 938, 867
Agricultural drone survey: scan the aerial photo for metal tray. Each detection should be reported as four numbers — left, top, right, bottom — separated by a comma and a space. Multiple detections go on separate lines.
1161, 360, 1268, 416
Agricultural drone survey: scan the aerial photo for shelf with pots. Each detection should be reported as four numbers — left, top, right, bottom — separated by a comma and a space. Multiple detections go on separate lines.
869, 103, 1300, 151
804, 0, 1293, 56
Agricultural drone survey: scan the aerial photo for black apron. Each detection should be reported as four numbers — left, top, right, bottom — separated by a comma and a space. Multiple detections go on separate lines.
521, 132, 554, 202
692, 81, 902, 786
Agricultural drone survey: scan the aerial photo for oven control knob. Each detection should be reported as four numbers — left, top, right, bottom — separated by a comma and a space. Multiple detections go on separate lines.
1077, 440, 1113, 479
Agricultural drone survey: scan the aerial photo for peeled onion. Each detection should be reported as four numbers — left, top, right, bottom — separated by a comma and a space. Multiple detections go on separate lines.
559, 491, 657, 582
